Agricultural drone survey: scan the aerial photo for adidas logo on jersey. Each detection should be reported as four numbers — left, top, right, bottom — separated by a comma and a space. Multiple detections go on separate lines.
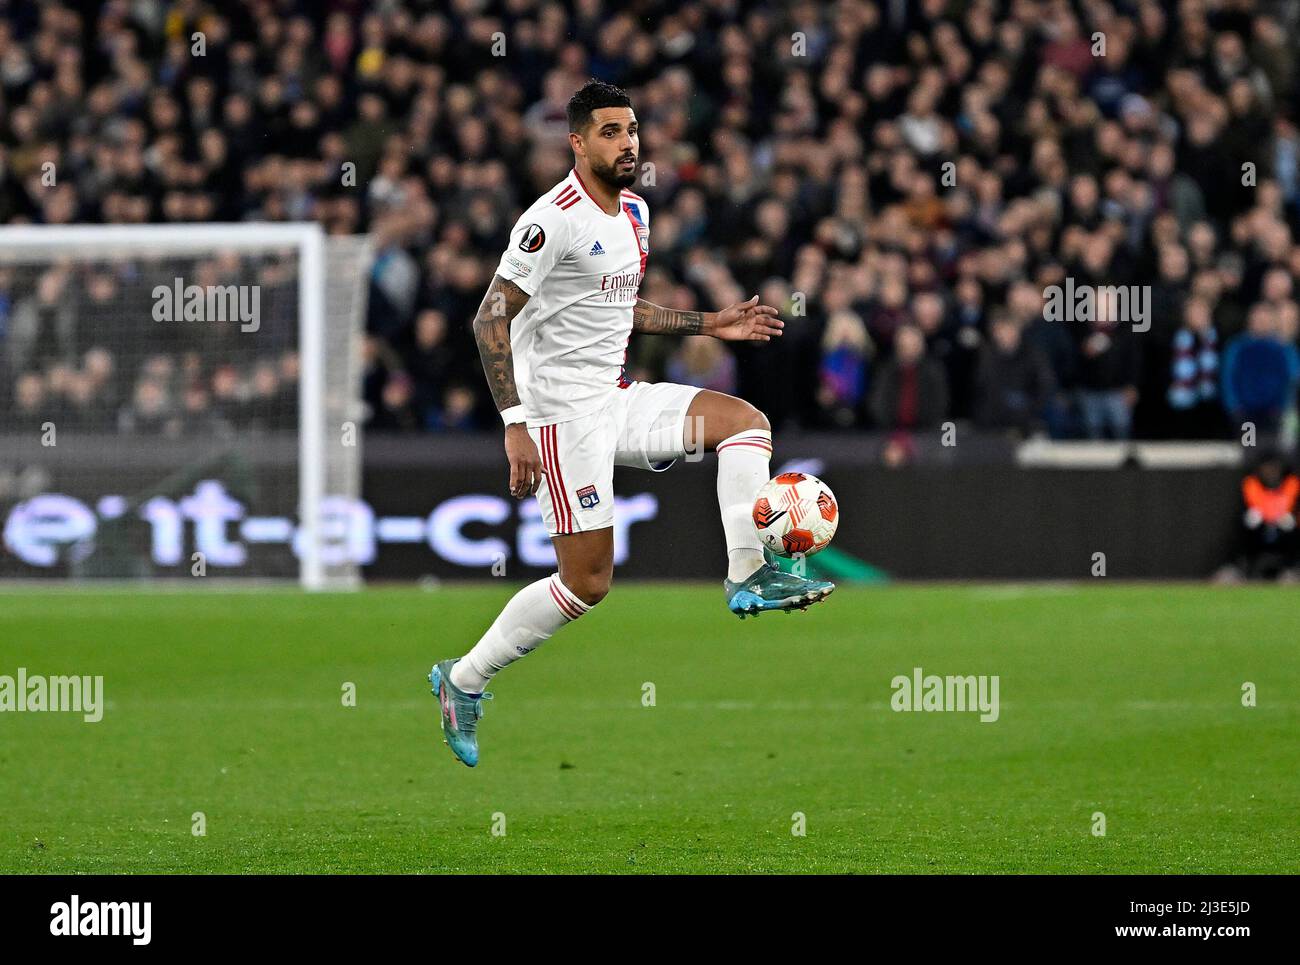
589, 241, 605, 256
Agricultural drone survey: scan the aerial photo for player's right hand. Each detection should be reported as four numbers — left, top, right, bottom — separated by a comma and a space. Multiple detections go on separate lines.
505, 423, 544, 498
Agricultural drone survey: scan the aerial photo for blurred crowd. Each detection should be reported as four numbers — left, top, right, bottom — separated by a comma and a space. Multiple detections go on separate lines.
2, 0, 1300, 446
0, 257, 300, 437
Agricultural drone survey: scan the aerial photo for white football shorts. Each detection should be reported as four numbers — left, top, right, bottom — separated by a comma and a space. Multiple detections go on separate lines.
529, 381, 702, 536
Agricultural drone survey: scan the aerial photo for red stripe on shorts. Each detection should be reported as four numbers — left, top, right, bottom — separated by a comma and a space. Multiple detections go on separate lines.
550, 425, 576, 532
543, 425, 574, 533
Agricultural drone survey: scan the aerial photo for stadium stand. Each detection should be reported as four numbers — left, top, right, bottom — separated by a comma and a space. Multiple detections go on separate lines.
2, 0, 1298, 449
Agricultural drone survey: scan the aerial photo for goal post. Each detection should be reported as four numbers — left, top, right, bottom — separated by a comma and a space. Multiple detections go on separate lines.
0, 223, 369, 589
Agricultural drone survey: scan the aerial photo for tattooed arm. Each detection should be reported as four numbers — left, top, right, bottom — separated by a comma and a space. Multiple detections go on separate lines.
472, 274, 543, 498
632, 299, 707, 336
473, 275, 531, 411
632, 295, 785, 342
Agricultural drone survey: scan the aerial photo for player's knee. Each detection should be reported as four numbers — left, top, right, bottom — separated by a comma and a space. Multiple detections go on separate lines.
727, 402, 769, 438
567, 572, 611, 607
585, 579, 611, 607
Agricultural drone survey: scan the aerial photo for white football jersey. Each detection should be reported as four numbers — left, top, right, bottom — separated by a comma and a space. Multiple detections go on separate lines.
495, 169, 650, 426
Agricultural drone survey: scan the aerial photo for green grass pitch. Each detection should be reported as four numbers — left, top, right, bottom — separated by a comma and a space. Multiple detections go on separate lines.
1, 584, 1296, 874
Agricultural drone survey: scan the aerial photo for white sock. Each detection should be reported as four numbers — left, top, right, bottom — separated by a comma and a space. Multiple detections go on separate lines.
449, 574, 591, 693
716, 427, 772, 582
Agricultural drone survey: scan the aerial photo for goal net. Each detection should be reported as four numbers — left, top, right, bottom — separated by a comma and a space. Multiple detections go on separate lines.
0, 224, 369, 589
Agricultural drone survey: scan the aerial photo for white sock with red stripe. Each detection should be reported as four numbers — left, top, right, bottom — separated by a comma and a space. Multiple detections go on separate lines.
449, 574, 591, 693
716, 427, 773, 582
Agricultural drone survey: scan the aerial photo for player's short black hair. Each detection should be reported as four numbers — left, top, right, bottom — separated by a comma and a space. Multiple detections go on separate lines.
566, 80, 633, 133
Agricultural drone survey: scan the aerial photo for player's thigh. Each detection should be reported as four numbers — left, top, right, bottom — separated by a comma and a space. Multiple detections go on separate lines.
531, 411, 616, 537
684, 389, 771, 450
614, 381, 703, 470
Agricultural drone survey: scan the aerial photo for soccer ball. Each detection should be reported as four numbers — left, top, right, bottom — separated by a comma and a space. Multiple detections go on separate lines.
752, 472, 839, 557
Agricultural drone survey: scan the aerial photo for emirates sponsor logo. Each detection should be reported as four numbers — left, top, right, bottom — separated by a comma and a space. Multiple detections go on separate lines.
600, 271, 643, 291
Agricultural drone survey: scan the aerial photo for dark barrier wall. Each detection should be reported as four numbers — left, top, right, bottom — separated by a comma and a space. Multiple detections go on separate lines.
839, 467, 1241, 579
362, 461, 1243, 581
0, 433, 1243, 580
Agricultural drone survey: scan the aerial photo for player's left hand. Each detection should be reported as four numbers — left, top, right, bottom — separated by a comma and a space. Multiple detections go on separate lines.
708, 295, 784, 342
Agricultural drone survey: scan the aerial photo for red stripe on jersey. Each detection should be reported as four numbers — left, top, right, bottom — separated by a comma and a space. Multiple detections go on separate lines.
621, 204, 648, 276
615, 338, 632, 387
572, 169, 605, 211
558, 196, 581, 209
553, 186, 578, 206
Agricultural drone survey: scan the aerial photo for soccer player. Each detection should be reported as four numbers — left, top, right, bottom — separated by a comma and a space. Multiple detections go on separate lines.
429, 80, 834, 766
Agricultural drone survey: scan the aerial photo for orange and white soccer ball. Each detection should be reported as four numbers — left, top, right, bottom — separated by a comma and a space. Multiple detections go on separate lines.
752, 472, 839, 557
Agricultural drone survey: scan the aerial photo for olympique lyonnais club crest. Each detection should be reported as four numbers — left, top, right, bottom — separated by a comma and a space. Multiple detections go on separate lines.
519, 224, 546, 253
636, 226, 649, 254
577, 484, 600, 509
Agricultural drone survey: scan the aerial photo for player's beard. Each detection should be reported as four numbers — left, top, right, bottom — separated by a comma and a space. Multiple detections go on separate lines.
593, 152, 638, 189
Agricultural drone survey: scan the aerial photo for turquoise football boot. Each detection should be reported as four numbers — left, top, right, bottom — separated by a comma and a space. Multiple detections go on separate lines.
724, 562, 835, 618
428, 659, 492, 767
